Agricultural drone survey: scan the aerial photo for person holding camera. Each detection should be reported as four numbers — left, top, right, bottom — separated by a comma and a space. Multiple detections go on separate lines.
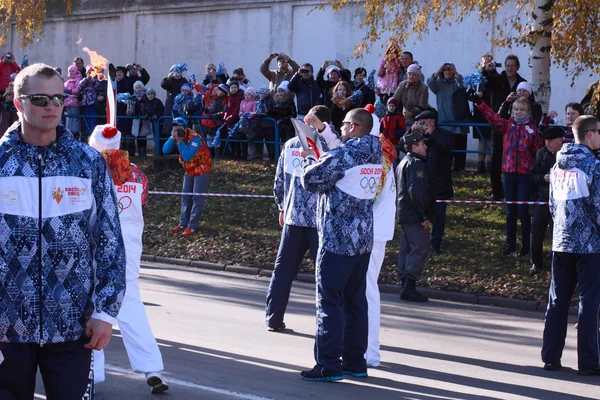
427, 62, 469, 171
161, 64, 190, 138
288, 63, 322, 120
163, 117, 212, 237
126, 63, 150, 86
467, 54, 500, 174
316, 59, 352, 108
260, 53, 299, 95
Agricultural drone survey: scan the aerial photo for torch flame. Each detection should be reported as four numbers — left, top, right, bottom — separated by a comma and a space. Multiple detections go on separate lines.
82, 46, 109, 81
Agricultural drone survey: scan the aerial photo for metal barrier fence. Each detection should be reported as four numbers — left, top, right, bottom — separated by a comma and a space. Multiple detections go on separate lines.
62, 112, 491, 158
62, 113, 281, 158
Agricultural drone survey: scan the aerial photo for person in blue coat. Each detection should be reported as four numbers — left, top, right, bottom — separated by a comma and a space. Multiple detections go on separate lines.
300, 108, 382, 382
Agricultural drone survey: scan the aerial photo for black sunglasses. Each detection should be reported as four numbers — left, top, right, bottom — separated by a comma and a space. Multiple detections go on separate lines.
19, 94, 66, 107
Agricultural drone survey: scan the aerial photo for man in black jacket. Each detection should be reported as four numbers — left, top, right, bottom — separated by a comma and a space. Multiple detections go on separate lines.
288, 63, 322, 119
411, 109, 453, 254
488, 55, 527, 200
529, 126, 564, 276
396, 131, 434, 302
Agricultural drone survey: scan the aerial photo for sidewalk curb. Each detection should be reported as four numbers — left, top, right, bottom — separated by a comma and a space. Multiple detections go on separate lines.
142, 256, 577, 316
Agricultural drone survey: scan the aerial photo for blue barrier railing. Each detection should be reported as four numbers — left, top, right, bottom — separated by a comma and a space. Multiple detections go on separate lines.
62, 112, 492, 158
62, 113, 282, 158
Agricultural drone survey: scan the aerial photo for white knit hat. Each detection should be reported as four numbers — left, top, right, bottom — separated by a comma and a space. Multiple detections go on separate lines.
88, 124, 121, 152
517, 82, 532, 94
278, 80, 290, 94
407, 64, 421, 74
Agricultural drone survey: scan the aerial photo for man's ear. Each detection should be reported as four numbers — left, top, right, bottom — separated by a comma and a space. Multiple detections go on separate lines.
13, 96, 23, 113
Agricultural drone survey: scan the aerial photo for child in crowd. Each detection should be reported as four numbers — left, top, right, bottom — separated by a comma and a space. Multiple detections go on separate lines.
224, 81, 244, 158
64, 65, 82, 137
128, 81, 148, 156
204, 83, 229, 157
237, 87, 258, 160
474, 96, 543, 256
270, 81, 297, 143
171, 83, 195, 118
380, 97, 407, 149
137, 88, 165, 154
78, 66, 102, 138
256, 85, 276, 160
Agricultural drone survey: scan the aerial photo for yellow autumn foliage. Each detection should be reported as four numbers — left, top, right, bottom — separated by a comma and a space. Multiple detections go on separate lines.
322, 0, 600, 77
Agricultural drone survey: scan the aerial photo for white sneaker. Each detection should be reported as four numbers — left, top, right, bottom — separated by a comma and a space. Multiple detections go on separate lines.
145, 372, 169, 394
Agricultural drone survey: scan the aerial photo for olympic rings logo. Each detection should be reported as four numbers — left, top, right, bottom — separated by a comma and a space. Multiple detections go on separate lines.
291, 157, 303, 172
360, 177, 378, 194
118, 196, 132, 214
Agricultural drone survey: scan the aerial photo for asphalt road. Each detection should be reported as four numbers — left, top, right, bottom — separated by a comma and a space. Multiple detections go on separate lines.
35, 262, 599, 399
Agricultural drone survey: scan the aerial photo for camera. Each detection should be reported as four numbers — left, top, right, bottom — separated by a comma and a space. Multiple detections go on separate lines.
176, 129, 185, 138
299, 68, 310, 74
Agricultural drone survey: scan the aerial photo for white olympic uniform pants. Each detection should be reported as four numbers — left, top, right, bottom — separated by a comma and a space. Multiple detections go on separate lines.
94, 279, 164, 383
365, 240, 386, 366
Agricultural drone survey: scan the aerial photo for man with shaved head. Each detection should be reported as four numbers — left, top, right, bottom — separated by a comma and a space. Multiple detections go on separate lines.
300, 108, 382, 382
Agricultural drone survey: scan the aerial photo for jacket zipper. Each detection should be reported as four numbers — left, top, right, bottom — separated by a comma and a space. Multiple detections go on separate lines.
38, 152, 44, 347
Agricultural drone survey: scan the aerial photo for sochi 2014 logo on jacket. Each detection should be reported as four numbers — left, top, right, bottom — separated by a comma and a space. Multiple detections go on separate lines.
336, 164, 383, 200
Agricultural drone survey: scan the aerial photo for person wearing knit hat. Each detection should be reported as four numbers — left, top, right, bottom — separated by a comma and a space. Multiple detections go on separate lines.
392, 63, 430, 123
257, 85, 271, 95
163, 116, 212, 237
217, 83, 229, 95
146, 88, 156, 96
88, 124, 169, 394
528, 125, 564, 277
227, 67, 252, 91
317, 59, 351, 108
380, 96, 406, 148
180, 82, 192, 93
498, 80, 543, 125
244, 86, 257, 98
161, 64, 190, 139
278, 80, 290, 94
517, 81, 532, 95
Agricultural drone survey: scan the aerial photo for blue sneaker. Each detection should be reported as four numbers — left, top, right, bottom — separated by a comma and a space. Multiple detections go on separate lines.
343, 369, 368, 378
300, 366, 343, 382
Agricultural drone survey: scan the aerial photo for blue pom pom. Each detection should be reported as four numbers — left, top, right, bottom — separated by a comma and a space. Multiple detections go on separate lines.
367, 69, 376, 90
464, 70, 488, 90
217, 62, 225, 77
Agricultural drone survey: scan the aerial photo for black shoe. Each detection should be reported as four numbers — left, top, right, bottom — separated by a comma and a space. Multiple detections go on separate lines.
528, 264, 542, 277
516, 248, 529, 257
300, 365, 343, 382
577, 368, 600, 376
268, 322, 286, 332
400, 279, 428, 302
431, 247, 443, 255
502, 246, 516, 256
543, 362, 562, 371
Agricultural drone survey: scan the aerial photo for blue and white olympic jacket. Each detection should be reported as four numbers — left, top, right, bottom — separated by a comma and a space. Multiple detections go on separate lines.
0, 123, 126, 345
274, 124, 340, 227
550, 143, 600, 253
301, 134, 383, 256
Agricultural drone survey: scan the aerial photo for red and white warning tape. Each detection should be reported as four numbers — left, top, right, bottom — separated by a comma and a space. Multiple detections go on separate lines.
148, 191, 549, 205
437, 199, 549, 205
148, 191, 272, 199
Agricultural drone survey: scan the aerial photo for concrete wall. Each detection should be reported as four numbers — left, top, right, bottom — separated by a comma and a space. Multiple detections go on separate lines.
5, 1, 596, 158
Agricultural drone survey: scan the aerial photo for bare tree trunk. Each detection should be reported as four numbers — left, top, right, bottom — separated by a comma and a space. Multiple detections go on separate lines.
529, 0, 553, 113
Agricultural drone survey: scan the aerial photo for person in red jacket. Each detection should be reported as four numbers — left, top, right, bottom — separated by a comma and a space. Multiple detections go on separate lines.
379, 98, 406, 147
0, 52, 20, 94
223, 81, 245, 158
474, 96, 543, 256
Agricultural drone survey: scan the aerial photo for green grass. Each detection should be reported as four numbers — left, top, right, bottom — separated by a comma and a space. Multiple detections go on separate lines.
137, 156, 551, 302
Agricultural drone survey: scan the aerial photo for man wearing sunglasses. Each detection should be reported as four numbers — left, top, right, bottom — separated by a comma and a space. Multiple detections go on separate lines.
0, 63, 126, 399
542, 115, 600, 376
300, 108, 382, 382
